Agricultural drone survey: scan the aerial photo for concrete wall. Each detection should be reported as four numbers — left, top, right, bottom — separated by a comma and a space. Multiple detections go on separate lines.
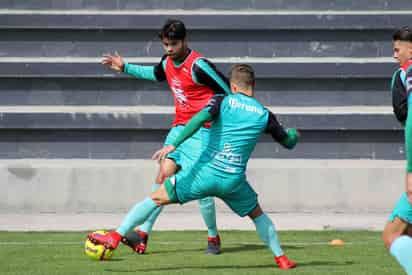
1, 159, 405, 213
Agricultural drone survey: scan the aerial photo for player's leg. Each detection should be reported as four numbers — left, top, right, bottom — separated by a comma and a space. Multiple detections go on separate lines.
383, 217, 409, 249
122, 158, 178, 253
141, 158, 178, 231
248, 205, 296, 269
198, 196, 221, 254
179, 127, 221, 254
88, 181, 175, 250
221, 178, 296, 269
383, 192, 412, 274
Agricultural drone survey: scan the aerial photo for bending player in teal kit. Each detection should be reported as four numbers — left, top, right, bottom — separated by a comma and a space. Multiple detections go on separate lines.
88, 64, 298, 269
383, 26, 412, 275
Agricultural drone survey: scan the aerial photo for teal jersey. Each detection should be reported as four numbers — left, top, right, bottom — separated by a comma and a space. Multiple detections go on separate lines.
200, 93, 270, 174
170, 93, 295, 175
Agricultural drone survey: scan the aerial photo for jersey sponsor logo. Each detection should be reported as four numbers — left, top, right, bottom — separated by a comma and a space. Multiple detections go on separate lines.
228, 98, 263, 114
170, 77, 187, 105
209, 143, 242, 173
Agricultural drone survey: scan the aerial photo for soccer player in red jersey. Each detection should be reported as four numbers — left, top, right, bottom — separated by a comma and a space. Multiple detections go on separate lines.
102, 19, 231, 254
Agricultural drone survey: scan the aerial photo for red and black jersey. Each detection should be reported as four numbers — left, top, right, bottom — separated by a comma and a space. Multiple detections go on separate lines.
165, 50, 217, 127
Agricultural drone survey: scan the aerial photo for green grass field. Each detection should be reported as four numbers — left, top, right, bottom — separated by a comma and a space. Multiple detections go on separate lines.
0, 231, 403, 275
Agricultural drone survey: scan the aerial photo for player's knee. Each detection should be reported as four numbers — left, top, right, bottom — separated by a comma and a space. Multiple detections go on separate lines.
247, 204, 263, 220
382, 227, 399, 250
157, 163, 177, 183
155, 173, 166, 184
382, 231, 391, 249
150, 184, 170, 206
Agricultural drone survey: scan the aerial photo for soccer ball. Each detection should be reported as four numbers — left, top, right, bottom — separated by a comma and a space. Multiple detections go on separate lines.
84, 230, 113, 261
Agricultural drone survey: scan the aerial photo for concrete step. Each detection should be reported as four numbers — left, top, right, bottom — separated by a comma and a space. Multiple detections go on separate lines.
1, 159, 405, 213
1, 10, 411, 30
0, 29, 394, 58
0, 106, 403, 160
0, 106, 399, 130
0, 57, 397, 78
0, 128, 403, 160
0, 77, 390, 107
1, 0, 411, 11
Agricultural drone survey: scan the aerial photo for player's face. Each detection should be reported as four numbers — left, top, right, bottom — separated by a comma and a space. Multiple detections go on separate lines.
393, 40, 412, 66
161, 38, 188, 61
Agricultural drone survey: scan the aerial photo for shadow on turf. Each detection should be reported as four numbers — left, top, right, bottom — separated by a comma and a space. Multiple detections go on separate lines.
148, 244, 302, 255
222, 244, 303, 254
297, 260, 356, 267
104, 260, 354, 273
104, 264, 275, 273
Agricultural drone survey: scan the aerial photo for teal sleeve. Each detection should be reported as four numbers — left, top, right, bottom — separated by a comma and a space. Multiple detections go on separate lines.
280, 128, 299, 149
123, 63, 157, 81
171, 110, 212, 148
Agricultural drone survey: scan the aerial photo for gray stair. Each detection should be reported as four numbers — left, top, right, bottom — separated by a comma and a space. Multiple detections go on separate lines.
0, 29, 396, 58
1, 0, 411, 11
1, 12, 411, 30
0, 11, 410, 59
0, 77, 390, 107
0, 106, 402, 159
0, 58, 397, 78
0, 57, 396, 107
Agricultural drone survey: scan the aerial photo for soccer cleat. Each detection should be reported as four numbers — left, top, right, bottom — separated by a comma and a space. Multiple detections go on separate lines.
88, 231, 121, 250
275, 255, 297, 269
121, 230, 149, 254
206, 235, 221, 255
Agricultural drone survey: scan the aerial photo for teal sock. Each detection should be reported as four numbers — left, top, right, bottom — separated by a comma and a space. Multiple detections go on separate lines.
138, 183, 164, 233
198, 197, 218, 237
116, 197, 158, 236
253, 213, 284, 257
390, 235, 412, 275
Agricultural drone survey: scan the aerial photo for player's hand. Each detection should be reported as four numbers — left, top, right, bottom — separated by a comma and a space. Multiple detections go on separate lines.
102, 51, 124, 72
152, 145, 176, 163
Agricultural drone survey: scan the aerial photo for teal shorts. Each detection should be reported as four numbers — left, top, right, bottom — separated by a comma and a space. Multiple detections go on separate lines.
166, 163, 258, 217
389, 192, 412, 224
164, 126, 210, 168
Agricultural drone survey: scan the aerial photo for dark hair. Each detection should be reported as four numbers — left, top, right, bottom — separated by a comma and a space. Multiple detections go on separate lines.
229, 64, 255, 89
393, 26, 412, 42
159, 18, 186, 40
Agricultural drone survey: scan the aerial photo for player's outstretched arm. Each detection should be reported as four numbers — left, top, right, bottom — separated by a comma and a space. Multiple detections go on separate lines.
102, 52, 166, 82
266, 111, 299, 149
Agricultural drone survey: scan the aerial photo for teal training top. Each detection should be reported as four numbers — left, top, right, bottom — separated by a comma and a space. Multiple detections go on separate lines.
172, 93, 298, 175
